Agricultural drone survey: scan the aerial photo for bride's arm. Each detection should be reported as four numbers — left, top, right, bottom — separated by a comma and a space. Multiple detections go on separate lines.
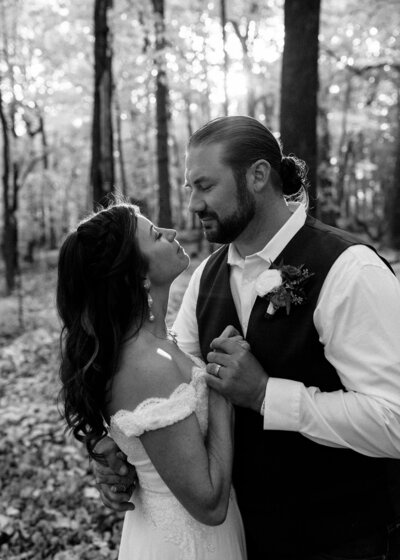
140, 381, 234, 526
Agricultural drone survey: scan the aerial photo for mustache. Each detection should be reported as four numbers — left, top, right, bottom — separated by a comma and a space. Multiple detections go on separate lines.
197, 211, 218, 220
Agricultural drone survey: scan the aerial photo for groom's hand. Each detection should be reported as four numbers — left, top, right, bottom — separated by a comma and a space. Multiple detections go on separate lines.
206, 337, 268, 412
92, 436, 137, 512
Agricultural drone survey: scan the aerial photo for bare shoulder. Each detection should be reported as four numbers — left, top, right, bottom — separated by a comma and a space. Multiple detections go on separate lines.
108, 338, 191, 416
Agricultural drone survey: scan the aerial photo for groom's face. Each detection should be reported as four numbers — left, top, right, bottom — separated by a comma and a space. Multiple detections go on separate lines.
184, 143, 256, 244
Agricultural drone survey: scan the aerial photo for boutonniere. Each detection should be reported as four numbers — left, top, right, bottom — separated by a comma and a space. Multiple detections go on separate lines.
255, 260, 314, 318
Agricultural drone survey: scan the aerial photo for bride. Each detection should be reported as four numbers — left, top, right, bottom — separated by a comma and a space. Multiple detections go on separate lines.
57, 202, 247, 559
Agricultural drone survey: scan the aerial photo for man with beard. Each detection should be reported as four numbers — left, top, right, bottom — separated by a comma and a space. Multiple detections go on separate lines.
94, 116, 400, 560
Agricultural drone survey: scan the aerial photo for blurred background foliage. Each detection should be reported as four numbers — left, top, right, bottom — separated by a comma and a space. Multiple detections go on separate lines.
0, 0, 399, 295
1, 2, 400, 557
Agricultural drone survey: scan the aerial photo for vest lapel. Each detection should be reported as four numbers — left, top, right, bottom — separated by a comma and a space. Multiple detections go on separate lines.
196, 247, 242, 358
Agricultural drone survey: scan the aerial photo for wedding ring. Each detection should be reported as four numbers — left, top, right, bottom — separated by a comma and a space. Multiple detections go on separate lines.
214, 364, 221, 377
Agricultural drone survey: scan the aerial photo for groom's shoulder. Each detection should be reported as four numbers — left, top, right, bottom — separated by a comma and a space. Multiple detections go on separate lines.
304, 216, 365, 246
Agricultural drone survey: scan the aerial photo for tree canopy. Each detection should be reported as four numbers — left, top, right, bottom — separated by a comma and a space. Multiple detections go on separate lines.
0, 0, 399, 292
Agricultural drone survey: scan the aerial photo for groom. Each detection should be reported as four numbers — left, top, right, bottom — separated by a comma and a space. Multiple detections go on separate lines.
95, 116, 400, 559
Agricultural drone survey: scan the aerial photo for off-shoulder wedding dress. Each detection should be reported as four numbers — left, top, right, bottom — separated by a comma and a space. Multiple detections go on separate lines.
109, 356, 247, 560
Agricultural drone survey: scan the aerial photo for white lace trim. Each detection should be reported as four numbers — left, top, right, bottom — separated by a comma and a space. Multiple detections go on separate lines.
137, 489, 217, 560
109, 360, 216, 559
111, 383, 197, 437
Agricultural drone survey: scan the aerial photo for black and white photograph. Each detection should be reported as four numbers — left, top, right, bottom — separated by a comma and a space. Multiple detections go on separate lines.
1, 1, 400, 559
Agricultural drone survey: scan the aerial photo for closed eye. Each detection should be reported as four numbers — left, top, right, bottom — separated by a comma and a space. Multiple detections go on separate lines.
150, 225, 163, 240
184, 182, 213, 192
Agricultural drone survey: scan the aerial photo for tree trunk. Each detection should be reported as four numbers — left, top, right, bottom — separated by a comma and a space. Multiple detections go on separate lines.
200, 46, 212, 123
184, 94, 193, 139
280, 0, 320, 215
335, 73, 353, 212
318, 104, 338, 226
171, 133, 185, 229
220, 0, 229, 116
0, 82, 18, 294
90, 0, 115, 207
245, 56, 256, 118
342, 138, 355, 221
39, 112, 49, 169
39, 111, 57, 249
152, 0, 173, 227
390, 85, 400, 250
114, 92, 127, 196
230, 20, 256, 117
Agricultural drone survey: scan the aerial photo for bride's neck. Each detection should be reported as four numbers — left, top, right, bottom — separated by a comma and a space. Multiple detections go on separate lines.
144, 285, 170, 339
143, 317, 169, 340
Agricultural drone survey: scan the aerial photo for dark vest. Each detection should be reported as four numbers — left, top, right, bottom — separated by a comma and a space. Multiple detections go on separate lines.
196, 217, 399, 557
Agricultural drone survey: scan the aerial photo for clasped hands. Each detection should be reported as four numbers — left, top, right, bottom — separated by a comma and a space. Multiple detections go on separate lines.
205, 325, 268, 412
92, 437, 137, 512
93, 325, 269, 512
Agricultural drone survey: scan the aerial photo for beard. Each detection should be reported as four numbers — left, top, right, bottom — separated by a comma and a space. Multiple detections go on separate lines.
199, 178, 256, 244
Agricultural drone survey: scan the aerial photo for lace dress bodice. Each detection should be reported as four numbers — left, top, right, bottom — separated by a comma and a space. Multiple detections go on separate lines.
109, 357, 224, 559
110, 357, 208, 496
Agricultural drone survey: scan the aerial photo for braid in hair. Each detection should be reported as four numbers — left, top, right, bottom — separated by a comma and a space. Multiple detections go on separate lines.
57, 203, 149, 460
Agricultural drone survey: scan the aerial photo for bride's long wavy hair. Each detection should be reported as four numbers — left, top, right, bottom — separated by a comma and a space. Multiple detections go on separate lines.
57, 202, 149, 459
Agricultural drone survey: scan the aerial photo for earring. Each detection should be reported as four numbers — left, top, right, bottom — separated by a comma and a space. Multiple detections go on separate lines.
144, 279, 155, 322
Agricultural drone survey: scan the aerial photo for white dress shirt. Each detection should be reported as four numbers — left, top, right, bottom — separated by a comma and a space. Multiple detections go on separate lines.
173, 205, 400, 458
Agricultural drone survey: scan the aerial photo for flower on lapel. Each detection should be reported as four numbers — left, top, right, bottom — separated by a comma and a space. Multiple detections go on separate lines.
255, 261, 314, 317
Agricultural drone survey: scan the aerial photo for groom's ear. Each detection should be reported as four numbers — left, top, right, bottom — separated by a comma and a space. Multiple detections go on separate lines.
247, 159, 271, 193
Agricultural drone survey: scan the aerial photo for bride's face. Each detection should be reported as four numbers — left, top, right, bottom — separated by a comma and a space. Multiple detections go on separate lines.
135, 215, 189, 286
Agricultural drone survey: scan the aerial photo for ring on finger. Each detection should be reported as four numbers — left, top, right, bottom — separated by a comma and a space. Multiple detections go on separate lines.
214, 363, 221, 377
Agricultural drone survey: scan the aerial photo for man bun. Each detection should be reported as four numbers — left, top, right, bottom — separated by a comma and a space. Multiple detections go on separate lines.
280, 155, 309, 196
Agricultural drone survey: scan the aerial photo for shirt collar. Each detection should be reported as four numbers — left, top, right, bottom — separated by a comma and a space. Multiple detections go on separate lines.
227, 203, 307, 268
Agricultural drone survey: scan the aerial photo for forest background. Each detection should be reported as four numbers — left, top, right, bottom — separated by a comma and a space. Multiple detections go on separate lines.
1, 0, 400, 558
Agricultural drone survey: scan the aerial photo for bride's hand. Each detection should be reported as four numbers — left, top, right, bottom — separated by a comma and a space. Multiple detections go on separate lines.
213, 325, 251, 351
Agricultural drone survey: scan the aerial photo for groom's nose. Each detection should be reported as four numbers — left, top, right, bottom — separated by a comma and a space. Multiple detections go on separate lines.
188, 190, 206, 214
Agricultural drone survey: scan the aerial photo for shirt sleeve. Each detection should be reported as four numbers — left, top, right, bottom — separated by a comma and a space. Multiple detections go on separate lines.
263, 245, 400, 458
172, 258, 209, 357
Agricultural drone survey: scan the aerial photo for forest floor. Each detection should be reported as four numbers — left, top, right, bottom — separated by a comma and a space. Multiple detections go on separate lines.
0, 248, 204, 560
1, 248, 399, 559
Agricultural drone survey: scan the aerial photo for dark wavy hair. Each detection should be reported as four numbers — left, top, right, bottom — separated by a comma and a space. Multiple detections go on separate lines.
188, 116, 309, 204
57, 202, 149, 460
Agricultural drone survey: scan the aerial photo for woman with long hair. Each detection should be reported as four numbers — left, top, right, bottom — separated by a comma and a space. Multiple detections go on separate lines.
57, 202, 246, 559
